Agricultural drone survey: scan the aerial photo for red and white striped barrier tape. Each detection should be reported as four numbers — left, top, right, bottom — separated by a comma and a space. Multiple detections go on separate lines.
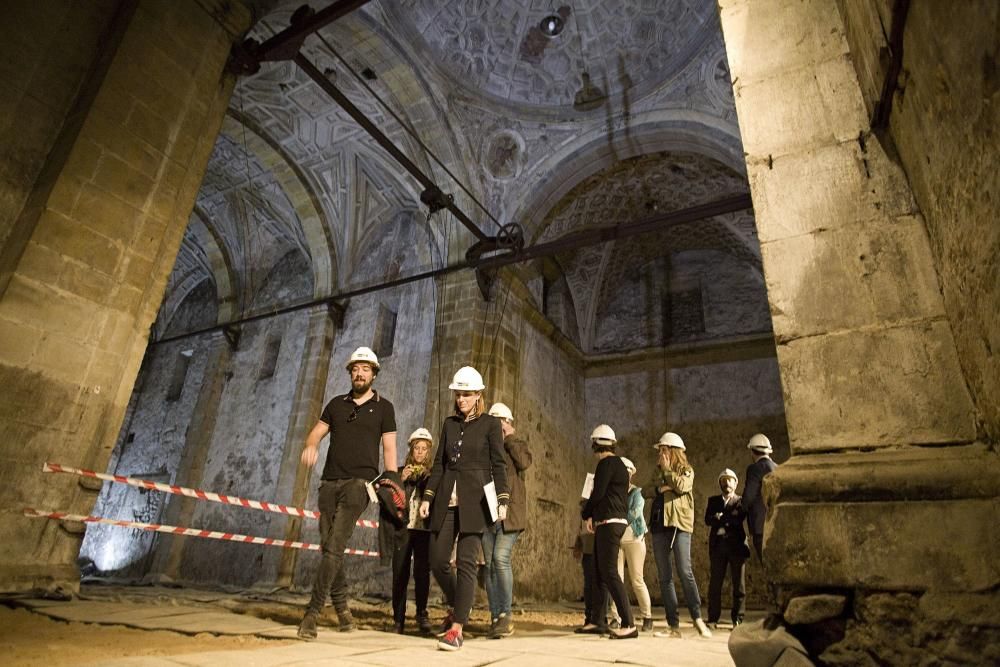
22, 508, 380, 557
42, 462, 379, 529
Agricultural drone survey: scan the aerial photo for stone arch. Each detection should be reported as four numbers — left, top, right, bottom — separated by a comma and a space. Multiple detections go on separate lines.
220, 112, 335, 298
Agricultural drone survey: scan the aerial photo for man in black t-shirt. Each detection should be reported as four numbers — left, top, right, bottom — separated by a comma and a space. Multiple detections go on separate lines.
297, 346, 397, 640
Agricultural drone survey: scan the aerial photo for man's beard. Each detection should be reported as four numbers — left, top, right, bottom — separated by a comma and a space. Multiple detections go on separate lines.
352, 378, 372, 395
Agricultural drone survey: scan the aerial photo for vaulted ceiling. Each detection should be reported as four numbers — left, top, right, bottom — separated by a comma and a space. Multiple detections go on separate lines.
158, 0, 770, 353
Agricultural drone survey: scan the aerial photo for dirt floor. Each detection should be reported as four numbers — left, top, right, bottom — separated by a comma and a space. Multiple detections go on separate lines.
0, 605, 295, 666
0, 586, 587, 665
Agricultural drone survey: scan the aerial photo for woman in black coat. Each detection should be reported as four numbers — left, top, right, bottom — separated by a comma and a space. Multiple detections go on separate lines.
418, 366, 509, 651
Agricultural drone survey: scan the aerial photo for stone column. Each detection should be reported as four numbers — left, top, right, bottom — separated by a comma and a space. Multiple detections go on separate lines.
148, 330, 233, 583
270, 305, 337, 588
0, 0, 250, 593
718, 0, 998, 660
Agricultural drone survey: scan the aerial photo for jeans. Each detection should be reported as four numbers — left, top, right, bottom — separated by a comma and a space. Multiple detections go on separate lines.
391, 528, 430, 624
481, 523, 521, 619
595, 523, 634, 629
430, 508, 481, 626
306, 478, 369, 615
651, 528, 702, 627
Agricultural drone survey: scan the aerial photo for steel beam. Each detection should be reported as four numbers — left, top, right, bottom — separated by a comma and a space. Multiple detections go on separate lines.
153, 193, 752, 345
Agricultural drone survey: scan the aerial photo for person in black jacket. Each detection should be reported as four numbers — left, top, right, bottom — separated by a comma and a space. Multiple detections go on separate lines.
418, 366, 509, 652
743, 433, 778, 562
704, 468, 750, 629
580, 424, 637, 639
390, 428, 434, 635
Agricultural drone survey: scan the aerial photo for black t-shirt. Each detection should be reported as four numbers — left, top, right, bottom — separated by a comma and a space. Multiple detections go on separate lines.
319, 390, 396, 481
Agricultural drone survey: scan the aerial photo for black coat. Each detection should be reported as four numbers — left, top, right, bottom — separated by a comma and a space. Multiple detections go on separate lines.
743, 457, 778, 534
424, 414, 509, 534
705, 493, 749, 556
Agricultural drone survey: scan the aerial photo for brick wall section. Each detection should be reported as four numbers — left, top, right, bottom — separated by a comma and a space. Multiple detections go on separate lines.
0, 0, 250, 593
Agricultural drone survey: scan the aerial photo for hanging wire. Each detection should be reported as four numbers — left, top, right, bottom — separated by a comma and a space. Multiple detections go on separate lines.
313, 29, 503, 230
483, 272, 513, 380
237, 86, 259, 309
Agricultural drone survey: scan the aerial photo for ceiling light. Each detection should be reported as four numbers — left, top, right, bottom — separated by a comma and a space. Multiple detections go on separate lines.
540, 15, 564, 37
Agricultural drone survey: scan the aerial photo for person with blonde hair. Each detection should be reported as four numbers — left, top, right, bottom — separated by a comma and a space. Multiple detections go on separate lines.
649, 432, 712, 639
390, 428, 435, 635
418, 366, 509, 651
616, 457, 654, 632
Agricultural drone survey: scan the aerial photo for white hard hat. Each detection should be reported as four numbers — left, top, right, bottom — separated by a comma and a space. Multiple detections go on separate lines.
345, 346, 380, 371
654, 431, 685, 451
747, 433, 772, 453
408, 427, 433, 444
488, 402, 513, 422
718, 468, 739, 484
449, 366, 485, 391
620, 457, 636, 474
590, 424, 617, 445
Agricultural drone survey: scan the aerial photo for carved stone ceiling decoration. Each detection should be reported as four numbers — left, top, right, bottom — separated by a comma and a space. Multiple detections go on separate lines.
536, 150, 759, 350
195, 134, 308, 311
386, 0, 716, 111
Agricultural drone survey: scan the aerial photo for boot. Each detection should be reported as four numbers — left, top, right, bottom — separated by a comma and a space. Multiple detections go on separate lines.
417, 611, 432, 635
642, 617, 654, 632
297, 612, 318, 640
336, 607, 355, 632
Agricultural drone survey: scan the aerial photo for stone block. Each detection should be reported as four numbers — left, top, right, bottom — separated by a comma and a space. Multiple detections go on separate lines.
0, 318, 40, 365
721, 0, 849, 83
784, 593, 848, 625
766, 497, 1000, 593
735, 55, 868, 158
34, 209, 121, 277
0, 276, 100, 339
91, 153, 156, 212
777, 321, 976, 449
15, 241, 67, 286
749, 137, 916, 243
33, 333, 93, 384
56, 261, 115, 306
74, 184, 142, 246
763, 215, 946, 339
125, 102, 175, 157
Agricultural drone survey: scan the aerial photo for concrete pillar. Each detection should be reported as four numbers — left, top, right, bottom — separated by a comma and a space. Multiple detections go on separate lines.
0, 0, 250, 593
149, 331, 233, 583
718, 0, 998, 659
270, 305, 337, 588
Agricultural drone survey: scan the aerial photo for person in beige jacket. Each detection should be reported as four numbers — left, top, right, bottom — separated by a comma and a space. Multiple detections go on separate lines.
648, 432, 712, 639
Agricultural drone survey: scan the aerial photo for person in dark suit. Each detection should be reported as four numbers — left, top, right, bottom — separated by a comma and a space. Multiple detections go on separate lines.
743, 433, 778, 562
418, 366, 509, 652
705, 468, 749, 629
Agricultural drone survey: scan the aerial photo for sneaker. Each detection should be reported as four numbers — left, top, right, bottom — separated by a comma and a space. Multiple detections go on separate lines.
417, 612, 432, 635
654, 627, 683, 639
437, 627, 463, 651
297, 612, 318, 640
436, 610, 456, 637
732, 617, 743, 628
609, 619, 621, 630
642, 617, 654, 632
492, 614, 513, 638
336, 608, 355, 632
694, 618, 713, 638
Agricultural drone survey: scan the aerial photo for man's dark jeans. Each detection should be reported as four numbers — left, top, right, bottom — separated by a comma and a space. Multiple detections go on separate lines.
306, 478, 369, 615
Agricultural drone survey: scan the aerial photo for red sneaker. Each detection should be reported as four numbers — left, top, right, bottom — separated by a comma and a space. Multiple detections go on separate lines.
437, 627, 463, 651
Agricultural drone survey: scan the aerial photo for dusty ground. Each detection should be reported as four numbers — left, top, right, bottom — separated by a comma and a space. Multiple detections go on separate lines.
0, 605, 295, 666
0, 585, 588, 665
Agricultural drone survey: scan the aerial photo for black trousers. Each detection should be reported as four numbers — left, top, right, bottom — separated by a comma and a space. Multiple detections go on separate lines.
707, 541, 747, 624
430, 508, 481, 626
306, 478, 369, 615
391, 528, 430, 624
752, 532, 764, 563
594, 523, 633, 629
